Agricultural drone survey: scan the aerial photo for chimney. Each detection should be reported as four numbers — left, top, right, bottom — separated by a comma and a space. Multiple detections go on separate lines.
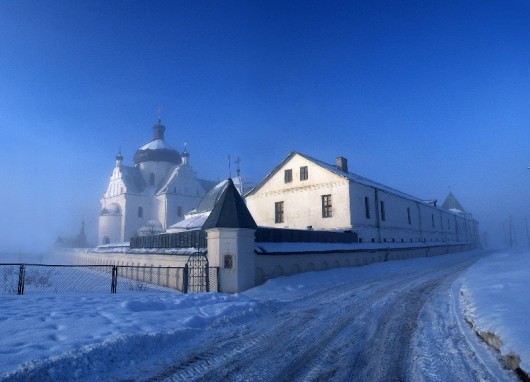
336, 156, 348, 172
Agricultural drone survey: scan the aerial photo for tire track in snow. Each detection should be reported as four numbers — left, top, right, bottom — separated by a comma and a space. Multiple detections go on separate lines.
145, 257, 498, 382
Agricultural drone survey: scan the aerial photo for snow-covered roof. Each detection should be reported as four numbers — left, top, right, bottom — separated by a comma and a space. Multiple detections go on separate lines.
167, 177, 252, 232
166, 180, 230, 232
138, 139, 176, 151
191, 179, 231, 214
302, 152, 427, 204
120, 165, 146, 194
167, 212, 210, 232
246, 151, 426, 204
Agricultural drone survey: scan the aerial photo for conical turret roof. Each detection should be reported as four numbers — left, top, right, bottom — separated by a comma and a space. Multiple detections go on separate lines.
202, 178, 257, 229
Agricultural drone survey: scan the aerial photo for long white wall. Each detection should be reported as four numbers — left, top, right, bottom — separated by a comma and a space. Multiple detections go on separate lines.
254, 243, 478, 286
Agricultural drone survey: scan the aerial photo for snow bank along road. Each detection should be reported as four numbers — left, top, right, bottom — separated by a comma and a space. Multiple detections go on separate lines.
1, 250, 518, 381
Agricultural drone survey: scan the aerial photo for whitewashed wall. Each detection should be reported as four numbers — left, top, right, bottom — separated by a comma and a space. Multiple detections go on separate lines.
254, 243, 477, 286
246, 154, 352, 230
246, 153, 479, 246
61, 250, 188, 268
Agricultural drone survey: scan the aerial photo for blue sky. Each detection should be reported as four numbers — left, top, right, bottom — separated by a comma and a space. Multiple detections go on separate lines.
1, 0, 530, 251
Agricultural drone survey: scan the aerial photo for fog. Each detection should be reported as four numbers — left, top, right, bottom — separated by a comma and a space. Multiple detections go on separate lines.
1, 1, 530, 256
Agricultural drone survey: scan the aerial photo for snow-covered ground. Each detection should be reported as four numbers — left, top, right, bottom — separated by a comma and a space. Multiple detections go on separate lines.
0, 248, 528, 381
460, 249, 530, 373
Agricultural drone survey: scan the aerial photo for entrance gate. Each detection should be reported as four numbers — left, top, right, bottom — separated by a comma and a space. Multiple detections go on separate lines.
185, 254, 210, 293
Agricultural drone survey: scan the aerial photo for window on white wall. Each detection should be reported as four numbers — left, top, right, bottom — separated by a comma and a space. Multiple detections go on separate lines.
138, 207, 143, 218
322, 195, 332, 218
284, 169, 292, 183
407, 207, 411, 224
380, 201, 386, 221
275, 201, 284, 223
149, 173, 155, 186
300, 166, 308, 181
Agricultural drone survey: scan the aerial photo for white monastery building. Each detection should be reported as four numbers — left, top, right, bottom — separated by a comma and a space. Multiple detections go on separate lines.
245, 152, 479, 245
98, 119, 216, 245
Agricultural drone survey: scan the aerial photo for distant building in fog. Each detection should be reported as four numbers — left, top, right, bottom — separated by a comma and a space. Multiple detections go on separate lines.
55, 221, 90, 248
98, 119, 216, 245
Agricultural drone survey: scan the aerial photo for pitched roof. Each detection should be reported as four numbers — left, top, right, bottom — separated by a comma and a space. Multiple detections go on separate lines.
442, 192, 466, 212
202, 178, 258, 229
120, 166, 146, 194
245, 151, 426, 204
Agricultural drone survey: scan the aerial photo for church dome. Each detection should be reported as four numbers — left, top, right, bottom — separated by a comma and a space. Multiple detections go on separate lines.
133, 119, 182, 165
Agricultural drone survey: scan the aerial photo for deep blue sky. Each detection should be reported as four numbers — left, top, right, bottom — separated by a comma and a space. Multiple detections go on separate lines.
1, 0, 530, 251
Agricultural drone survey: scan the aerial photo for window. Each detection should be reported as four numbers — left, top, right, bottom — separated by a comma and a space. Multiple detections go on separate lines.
407, 207, 411, 224
284, 169, 292, 183
275, 202, 284, 223
431, 214, 435, 227
138, 207, 143, 218
322, 194, 332, 218
364, 197, 370, 219
149, 173, 155, 186
448, 219, 450, 230
380, 201, 386, 221
177, 206, 183, 217
300, 166, 308, 181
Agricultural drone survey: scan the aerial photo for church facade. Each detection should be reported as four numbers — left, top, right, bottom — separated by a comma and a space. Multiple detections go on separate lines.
98, 120, 216, 245
245, 152, 479, 245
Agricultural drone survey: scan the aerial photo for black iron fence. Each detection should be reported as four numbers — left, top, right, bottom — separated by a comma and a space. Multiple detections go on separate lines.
0, 263, 218, 295
130, 230, 207, 249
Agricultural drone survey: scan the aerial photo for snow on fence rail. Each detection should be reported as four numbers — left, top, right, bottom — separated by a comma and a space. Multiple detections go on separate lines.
0, 264, 218, 295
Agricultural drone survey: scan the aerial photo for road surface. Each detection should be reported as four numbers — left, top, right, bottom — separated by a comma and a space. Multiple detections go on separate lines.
143, 251, 517, 382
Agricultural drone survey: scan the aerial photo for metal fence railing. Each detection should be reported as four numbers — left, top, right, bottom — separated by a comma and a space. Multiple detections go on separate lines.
0, 264, 218, 295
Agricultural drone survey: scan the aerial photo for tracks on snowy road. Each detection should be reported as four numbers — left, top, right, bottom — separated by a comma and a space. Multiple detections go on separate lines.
144, 252, 517, 382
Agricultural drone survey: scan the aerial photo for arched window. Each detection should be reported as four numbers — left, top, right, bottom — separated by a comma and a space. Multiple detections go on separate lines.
149, 173, 155, 186
103, 236, 110, 244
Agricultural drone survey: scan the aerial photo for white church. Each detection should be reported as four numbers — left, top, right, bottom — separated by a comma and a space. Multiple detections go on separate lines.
98, 119, 217, 245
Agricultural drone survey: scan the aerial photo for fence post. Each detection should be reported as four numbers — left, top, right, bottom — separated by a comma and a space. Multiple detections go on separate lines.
183, 264, 189, 293
111, 265, 117, 293
205, 263, 210, 292
17, 264, 25, 295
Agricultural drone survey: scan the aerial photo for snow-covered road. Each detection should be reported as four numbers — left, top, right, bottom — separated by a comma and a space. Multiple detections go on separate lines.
144, 251, 515, 382
0, 250, 521, 381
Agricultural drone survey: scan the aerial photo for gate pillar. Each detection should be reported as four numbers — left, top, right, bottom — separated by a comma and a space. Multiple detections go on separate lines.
206, 227, 256, 293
